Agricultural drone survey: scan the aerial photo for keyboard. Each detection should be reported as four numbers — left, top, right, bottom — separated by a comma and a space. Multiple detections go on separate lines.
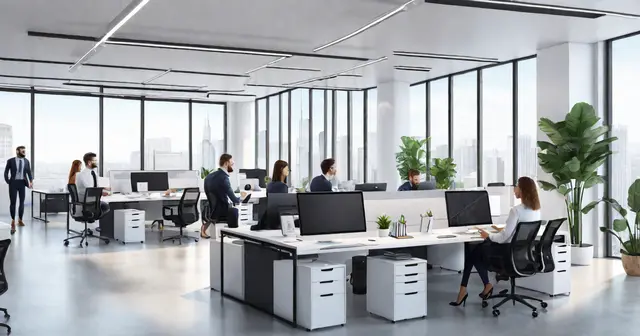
319, 243, 366, 250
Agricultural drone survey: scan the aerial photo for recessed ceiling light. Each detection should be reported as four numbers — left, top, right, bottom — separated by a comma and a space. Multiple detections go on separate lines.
394, 51, 499, 63
394, 65, 432, 72
106, 40, 293, 58
265, 65, 321, 72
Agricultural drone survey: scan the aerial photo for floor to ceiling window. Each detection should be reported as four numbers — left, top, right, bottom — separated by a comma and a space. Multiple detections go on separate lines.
191, 102, 225, 172
351, 91, 364, 183
366, 88, 378, 182
103, 98, 141, 174
143, 100, 189, 170
429, 79, 449, 163
268, 96, 280, 173
256, 99, 267, 170
452, 72, 478, 187
311, 90, 325, 177
517, 58, 538, 181
482, 64, 513, 186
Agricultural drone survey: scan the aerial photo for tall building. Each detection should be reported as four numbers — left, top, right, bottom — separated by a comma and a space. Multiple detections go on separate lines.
199, 116, 216, 170
367, 132, 378, 182
0, 124, 13, 161
145, 138, 171, 169
336, 135, 348, 179
357, 147, 365, 183
518, 134, 537, 178
611, 126, 630, 204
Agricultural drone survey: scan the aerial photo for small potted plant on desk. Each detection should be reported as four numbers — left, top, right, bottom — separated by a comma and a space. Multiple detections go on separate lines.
376, 215, 391, 237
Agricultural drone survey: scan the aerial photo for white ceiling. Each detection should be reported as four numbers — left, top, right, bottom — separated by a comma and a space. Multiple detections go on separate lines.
1, 0, 640, 101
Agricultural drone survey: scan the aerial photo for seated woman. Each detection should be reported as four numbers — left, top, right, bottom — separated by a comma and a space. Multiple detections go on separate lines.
450, 176, 541, 307
267, 160, 289, 194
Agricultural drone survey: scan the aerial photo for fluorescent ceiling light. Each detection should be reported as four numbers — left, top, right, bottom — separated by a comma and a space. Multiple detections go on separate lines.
314, 0, 417, 52
394, 65, 432, 72
0, 83, 31, 89
394, 51, 498, 63
424, 0, 640, 19
266, 65, 321, 72
285, 56, 387, 86
245, 56, 289, 75
106, 40, 293, 58
143, 69, 171, 84
70, 0, 150, 71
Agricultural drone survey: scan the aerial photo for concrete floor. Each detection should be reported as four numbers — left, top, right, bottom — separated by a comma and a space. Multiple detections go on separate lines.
1, 213, 639, 335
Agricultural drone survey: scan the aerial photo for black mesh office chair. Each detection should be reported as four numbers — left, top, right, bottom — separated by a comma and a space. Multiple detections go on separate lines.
535, 218, 566, 274
65, 185, 110, 247
162, 188, 201, 244
481, 220, 542, 318
0, 239, 11, 335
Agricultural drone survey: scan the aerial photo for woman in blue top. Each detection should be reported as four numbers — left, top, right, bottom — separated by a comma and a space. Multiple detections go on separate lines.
267, 160, 289, 194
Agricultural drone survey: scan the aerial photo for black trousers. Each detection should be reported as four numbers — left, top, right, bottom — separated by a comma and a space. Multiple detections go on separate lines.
8, 180, 26, 220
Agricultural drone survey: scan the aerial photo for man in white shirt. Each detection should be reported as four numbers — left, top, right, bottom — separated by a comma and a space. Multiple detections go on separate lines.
75, 152, 110, 217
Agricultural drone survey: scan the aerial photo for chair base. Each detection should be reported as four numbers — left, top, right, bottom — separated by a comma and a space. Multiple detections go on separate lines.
162, 233, 199, 245
0, 307, 11, 334
64, 226, 110, 248
483, 277, 547, 318
150, 220, 164, 231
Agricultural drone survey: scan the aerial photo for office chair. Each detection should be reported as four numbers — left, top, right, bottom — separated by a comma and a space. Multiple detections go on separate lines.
0, 239, 11, 335
64, 185, 111, 247
481, 220, 543, 318
487, 182, 506, 187
162, 188, 201, 244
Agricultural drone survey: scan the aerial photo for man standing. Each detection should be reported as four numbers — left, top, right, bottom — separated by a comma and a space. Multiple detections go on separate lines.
75, 152, 110, 217
4, 146, 33, 233
203, 154, 246, 233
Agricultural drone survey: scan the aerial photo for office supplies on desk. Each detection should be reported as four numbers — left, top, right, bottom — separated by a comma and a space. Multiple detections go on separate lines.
445, 190, 493, 227
297, 192, 366, 237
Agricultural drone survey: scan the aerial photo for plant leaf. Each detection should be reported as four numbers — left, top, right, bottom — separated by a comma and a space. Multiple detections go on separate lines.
538, 180, 558, 191
613, 218, 629, 232
582, 200, 599, 214
565, 102, 598, 135
583, 175, 605, 189
565, 157, 581, 173
628, 179, 640, 213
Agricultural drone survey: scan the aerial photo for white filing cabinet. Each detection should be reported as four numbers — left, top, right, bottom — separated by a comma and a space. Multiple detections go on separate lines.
367, 257, 428, 322
0, 223, 11, 240
210, 238, 245, 300
237, 204, 253, 225
517, 243, 571, 296
273, 260, 346, 331
114, 209, 145, 244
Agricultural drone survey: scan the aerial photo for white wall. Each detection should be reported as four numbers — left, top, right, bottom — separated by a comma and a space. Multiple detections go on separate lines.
226, 101, 255, 169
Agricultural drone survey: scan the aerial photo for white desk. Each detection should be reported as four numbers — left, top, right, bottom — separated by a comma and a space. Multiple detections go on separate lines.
218, 225, 570, 328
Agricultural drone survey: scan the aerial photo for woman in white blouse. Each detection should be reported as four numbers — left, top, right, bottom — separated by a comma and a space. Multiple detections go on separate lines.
450, 176, 541, 307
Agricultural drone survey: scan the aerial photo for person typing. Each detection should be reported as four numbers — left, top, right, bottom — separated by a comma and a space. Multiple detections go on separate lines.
203, 154, 247, 234
75, 152, 111, 219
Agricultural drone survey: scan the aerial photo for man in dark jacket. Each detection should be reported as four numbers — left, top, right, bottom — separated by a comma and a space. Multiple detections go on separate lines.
398, 169, 421, 191
309, 158, 336, 192
4, 146, 33, 233
203, 154, 247, 234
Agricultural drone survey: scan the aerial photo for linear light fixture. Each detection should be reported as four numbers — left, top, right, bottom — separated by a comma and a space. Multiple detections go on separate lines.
394, 51, 499, 63
245, 83, 363, 91
424, 0, 640, 19
67, 79, 206, 89
265, 65, 321, 72
69, 0, 150, 71
245, 56, 289, 75
0, 83, 31, 89
394, 65, 432, 72
142, 69, 171, 84
314, 0, 417, 52
106, 40, 293, 58
284, 56, 387, 86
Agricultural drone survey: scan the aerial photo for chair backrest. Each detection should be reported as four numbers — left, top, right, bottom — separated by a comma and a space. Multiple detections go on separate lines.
82, 187, 104, 221
0, 239, 11, 296
67, 184, 79, 204
537, 218, 566, 273
510, 220, 542, 276
487, 182, 506, 187
178, 188, 201, 224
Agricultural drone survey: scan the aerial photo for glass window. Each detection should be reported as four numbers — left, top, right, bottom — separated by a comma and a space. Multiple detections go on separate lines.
268, 96, 280, 173
311, 90, 325, 176
452, 72, 478, 188
429, 79, 449, 163
517, 58, 538, 181
192, 102, 225, 171
103, 98, 141, 174
34, 94, 99, 190
143, 100, 189, 170
335, 91, 349, 182
256, 99, 267, 169
351, 91, 364, 183
409, 84, 427, 139
610, 35, 640, 257
281, 93, 289, 164
366, 88, 378, 182
482, 65, 513, 186
290, 89, 310, 187
326, 91, 333, 158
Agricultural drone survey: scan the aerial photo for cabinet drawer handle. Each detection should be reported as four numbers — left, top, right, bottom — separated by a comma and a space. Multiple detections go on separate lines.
558, 251, 567, 254
405, 280, 418, 284
131, 226, 139, 229
130, 219, 140, 222
558, 260, 567, 263
320, 293, 334, 297
130, 213, 140, 216
404, 292, 418, 296
320, 280, 333, 284
405, 263, 418, 267
557, 270, 567, 273
558, 244, 567, 248
320, 268, 334, 272
405, 273, 418, 277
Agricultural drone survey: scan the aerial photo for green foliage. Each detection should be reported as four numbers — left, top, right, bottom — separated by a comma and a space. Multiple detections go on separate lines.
430, 158, 457, 190
537, 102, 617, 245
376, 215, 392, 230
200, 167, 213, 179
264, 176, 272, 184
426, 209, 433, 217
395, 136, 430, 181
295, 177, 310, 193
588, 179, 640, 256
398, 215, 406, 225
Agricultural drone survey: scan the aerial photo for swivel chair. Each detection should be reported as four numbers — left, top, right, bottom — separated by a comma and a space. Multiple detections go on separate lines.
162, 188, 201, 244
481, 220, 542, 318
0, 239, 12, 335
65, 185, 110, 247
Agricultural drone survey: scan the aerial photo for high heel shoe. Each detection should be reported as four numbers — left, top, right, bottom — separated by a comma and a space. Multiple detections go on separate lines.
449, 293, 468, 307
479, 288, 494, 300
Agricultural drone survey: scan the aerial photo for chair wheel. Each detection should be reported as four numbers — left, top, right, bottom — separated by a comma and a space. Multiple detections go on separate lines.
64, 241, 69, 247
5, 313, 10, 318
492, 310, 500, 317
195, 239, 199, 242
85, 242, 89, 246
532, 311, 538, 318
482, 301, 488, 308
105, 240, 110, 245
122, 242, 126, 245
540, 302, 548, 308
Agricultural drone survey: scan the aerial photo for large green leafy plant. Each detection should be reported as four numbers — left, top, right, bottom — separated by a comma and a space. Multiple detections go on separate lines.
395, 136, 429, 181
200, 167, 213, 179
537, 102, 617, 246
429, 158, 457, 190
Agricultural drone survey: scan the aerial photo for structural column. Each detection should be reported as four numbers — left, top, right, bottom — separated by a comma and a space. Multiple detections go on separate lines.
376, 81, 411, 190
226, 101, 255, 169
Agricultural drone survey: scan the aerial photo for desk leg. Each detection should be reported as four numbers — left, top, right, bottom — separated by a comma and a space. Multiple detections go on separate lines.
38, 193, 42, 220
30, 190, 34, 219
44, 195, 48, 223
220, 233, 225, 295
292, 250, 298, 327
66, 194, 70, 236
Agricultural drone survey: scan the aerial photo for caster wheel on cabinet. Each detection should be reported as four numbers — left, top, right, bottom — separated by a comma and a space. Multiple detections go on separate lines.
532, 311, 538, 318
64, 241, 69, 247
140, 241, 143, 244
482, 301, 489, 308
540, 302, 548, 309
492, 310, 500, 317
195, 239, 199, 242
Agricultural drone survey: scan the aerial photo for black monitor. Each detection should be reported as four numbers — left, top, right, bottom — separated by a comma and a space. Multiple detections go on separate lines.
263, 193, 298, 230
355, 183, 387, 192
297, 191, 367, 236
239, 169, 268, 188
444, 190, 493, 227
130, 172, 169, 192
417, 181, 436, 190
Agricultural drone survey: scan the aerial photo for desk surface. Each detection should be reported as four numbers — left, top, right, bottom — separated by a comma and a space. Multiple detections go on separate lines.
220, 225, 569, 256
103, 191, 265, 204
32, 189, 68, 195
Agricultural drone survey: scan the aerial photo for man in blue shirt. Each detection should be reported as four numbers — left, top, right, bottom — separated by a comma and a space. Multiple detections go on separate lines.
203, 154, 247, 235
398, 169, 421, 191
310, 158, 335, 192
4, 146, 33, 233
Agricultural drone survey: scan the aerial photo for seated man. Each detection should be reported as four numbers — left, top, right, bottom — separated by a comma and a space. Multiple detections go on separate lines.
204, 154, 247, 233
75, 152, 110, 217
398, 169, 421, 191
310, 158, 336, 192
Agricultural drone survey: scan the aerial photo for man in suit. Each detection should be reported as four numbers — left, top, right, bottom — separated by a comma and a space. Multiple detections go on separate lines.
398, 169, 421, 191
4, 146, 33, 233
203, 154, 247, 233
310, 158, 336, 192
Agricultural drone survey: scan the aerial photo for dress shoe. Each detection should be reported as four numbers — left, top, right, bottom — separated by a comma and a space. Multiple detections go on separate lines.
18, 220, 25, 227
10, 220, 15, 235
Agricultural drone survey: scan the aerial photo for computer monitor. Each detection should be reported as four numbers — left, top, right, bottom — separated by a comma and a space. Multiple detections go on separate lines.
444, 190, 493, 227
262, 193, 298, 230
297, 191, 367, 236
239, 169, 268, 188
417, 181, 436, 190
355, 183, 387, 192
130, 172, 169, 192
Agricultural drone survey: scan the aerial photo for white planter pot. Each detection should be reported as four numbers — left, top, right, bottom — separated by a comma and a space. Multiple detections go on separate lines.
571, 244, 594, 266
378, 229, 389, 237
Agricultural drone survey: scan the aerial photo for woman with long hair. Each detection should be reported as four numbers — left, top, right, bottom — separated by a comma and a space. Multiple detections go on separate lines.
450, 176, 541, 307
68, 160, 82, 185
267, 160, 289, 194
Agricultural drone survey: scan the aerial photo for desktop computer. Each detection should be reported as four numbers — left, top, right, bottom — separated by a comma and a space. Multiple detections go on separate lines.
261, 193, 298, 230
130, 172, 170, 192
297, 191, 367, 237
355, 183, 387, 192
444, 190, 493, 227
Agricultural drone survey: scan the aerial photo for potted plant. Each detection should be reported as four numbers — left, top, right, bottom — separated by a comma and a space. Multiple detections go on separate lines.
537, 102, 617, 265
200, 167, 213, 179
396, 136, 430, 181
582, 179, 640, 276
264, 176, 272, 184
295, 177, 310, 193
376, 214, 392, 237
430, 158, 457, 190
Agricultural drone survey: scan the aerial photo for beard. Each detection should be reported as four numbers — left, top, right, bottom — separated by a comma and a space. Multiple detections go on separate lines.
16, 152, 25, 158
90, 163, 98, 169
227, 166, 234, 173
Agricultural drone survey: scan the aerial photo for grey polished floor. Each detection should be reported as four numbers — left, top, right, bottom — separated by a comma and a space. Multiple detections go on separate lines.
1, 213, 639, 335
